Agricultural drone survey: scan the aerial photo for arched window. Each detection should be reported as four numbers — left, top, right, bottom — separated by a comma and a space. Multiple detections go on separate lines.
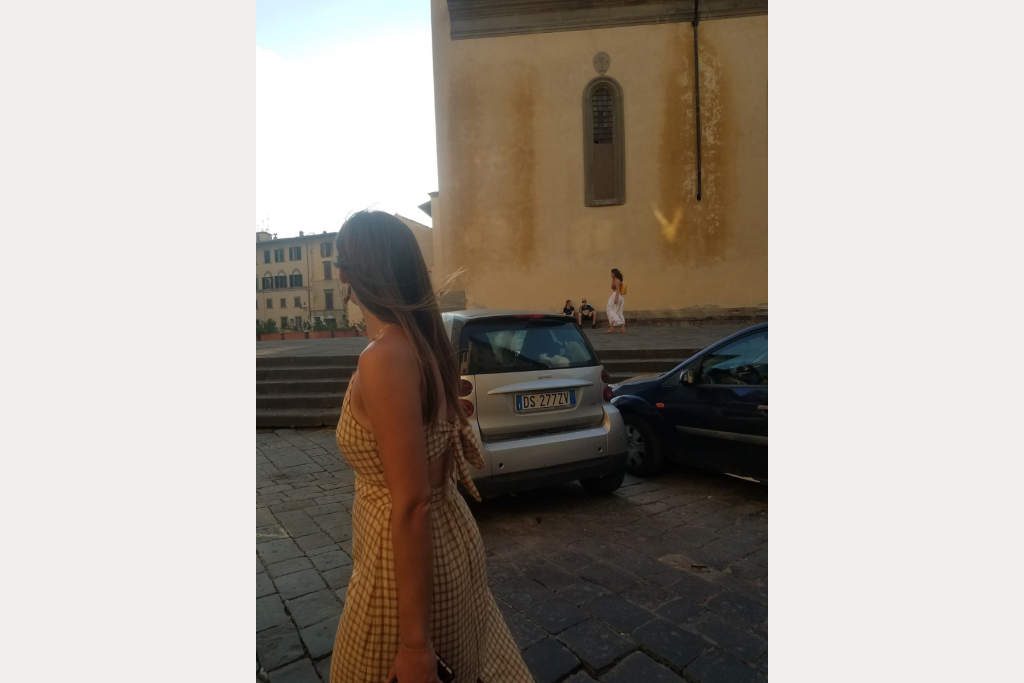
274, 270, 287, 289
289, 269, 303, 288
262, 272, 274, 290
583, 76, 625, 206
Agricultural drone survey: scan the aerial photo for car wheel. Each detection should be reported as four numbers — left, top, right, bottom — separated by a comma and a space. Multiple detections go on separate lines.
623, 416, 665, 477
580, 466, 625, 494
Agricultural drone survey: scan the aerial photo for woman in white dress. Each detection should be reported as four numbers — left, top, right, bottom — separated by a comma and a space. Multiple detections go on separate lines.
606, 268, 625, 334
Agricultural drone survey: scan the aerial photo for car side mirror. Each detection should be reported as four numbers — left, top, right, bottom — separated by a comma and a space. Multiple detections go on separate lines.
681, 368, 695, 384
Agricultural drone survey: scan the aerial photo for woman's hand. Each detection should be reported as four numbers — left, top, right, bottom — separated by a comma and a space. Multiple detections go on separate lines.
384, 645, 442, 683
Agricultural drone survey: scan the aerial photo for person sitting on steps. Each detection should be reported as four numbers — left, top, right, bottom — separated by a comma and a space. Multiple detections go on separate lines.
577, 299, 597, 328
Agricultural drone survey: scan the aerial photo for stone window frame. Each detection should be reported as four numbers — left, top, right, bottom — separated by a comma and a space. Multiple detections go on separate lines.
583, 75, 626, 207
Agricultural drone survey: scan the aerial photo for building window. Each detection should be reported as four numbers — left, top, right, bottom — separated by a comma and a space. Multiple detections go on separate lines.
295, 316, 303, 328
324, 290, 334, 310
583, 77, 625, 206
320, 243, 332, 258
323, 262, 333, 280
274, 275, 287, 288
281, 317, 288, 330
289, 273, 303, 288
256, 300, 259, 309
266, 298, 273, 309
263, 250, 271, 264
280, 298, 287, 308
274, 248, 284, 263
262, 276, 273, 290
289, 246, 301, 261
294, 296, 302, 308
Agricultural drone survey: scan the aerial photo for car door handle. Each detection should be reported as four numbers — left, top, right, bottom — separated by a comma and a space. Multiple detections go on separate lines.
757, 405, 768, 412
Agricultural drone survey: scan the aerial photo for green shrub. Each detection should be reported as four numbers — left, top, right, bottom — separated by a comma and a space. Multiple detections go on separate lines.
263, 319, 279, 333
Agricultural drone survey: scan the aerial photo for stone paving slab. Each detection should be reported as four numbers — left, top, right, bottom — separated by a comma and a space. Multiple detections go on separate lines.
256, 427, 767, 682
256, 323, 755, 358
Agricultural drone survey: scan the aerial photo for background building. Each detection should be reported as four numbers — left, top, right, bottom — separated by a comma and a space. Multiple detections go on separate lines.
429, 0, 768, 320
256, 214, 438, 328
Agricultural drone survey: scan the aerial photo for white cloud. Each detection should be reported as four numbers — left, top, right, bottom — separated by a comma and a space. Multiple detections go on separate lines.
253, 31, 436, 237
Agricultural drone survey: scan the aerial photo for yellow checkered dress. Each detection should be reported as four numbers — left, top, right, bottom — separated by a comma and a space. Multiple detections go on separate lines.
330, 387, 533, 683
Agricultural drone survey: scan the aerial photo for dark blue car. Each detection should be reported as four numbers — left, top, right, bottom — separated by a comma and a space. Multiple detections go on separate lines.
610, 323, 767, 483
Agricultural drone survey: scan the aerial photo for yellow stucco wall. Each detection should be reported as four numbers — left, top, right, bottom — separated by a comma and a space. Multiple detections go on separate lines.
395, 214, 435, 282
430, 1, 767, 315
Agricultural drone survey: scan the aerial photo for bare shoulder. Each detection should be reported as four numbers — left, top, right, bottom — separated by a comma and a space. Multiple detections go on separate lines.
358, 330, 418, 381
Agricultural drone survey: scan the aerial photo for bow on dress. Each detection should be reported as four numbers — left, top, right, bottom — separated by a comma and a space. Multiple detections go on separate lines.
449, 420, 485, 502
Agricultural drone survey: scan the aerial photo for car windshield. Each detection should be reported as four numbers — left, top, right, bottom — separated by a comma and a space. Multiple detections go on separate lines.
460, 318, 598, 374
697, 330, 768, 385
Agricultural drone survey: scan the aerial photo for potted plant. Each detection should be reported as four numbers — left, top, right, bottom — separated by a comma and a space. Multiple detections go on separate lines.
260, 318, 281, 341
333, 314, 357, 338
282, 322, 307, 340
308, 318, 332, 339
353, 319, 367, 337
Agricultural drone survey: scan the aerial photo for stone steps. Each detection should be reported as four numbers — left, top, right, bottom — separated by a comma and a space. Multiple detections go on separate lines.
256, 355, 360, 367
256, 393, 346, 410
256, 407, 342, 429
255, 348, 704, 428
257, 366, 355, 381
256, 378, 350, 394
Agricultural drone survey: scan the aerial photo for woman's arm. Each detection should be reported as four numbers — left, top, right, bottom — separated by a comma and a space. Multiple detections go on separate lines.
358, 340, 438, 675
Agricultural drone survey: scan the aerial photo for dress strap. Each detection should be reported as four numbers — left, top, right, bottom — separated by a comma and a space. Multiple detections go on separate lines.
448, 420, 485, 502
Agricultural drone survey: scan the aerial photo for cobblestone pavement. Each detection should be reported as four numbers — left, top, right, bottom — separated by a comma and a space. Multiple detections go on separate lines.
256, 428, 767, 683
255, 323, 755, 358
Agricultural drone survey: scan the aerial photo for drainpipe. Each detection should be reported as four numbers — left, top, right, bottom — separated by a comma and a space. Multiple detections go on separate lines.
693, 0, 703, 201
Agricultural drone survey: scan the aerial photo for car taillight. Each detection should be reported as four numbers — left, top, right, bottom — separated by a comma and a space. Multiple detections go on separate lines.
460, 379, 473, 397
460, 398, 475, 418
600, 367, 611, 384
603, 386, 613, 402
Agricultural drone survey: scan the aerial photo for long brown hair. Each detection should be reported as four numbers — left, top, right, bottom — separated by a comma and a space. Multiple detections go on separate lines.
334, 210, 462, 425
611, 268, 624, 281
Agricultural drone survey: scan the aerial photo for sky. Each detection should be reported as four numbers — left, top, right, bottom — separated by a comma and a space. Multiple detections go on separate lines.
254, 1, 436, 237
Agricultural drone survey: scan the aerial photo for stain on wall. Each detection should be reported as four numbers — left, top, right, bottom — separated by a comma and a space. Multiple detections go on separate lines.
507, 72, 537, 266
447, 63, 539, 292
656, 28, 735, 265
446, 64, 482, 286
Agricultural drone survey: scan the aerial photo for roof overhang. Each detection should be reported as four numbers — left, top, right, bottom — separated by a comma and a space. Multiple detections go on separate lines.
447, 0, 767, 40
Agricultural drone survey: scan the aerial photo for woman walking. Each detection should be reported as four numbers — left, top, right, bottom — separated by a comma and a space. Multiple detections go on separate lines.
606, 268, 626, 333
329, 211, 532, 683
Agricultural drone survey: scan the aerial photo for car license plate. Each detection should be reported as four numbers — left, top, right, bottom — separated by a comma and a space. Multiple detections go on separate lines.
515, 390, 576, 412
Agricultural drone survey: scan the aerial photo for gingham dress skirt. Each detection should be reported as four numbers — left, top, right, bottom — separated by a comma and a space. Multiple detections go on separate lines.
330, 388, 533, 683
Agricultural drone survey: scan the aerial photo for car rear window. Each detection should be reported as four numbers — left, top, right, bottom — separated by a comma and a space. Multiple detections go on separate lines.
459, 318, 598, 375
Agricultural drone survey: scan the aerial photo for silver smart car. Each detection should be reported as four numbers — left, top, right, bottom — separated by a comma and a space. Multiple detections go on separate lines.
442, 310, 628, 498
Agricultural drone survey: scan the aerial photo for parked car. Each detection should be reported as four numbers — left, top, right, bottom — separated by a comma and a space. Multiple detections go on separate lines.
610, 323, 767, 483
442, 310, 628, 498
